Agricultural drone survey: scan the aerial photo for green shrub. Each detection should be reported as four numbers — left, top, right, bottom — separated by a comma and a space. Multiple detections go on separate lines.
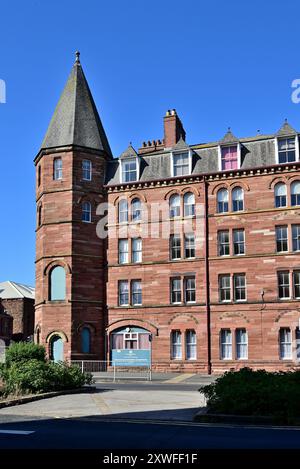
0, 342, 93, 396
200, 367, 300, 423
5, 342, 46, 366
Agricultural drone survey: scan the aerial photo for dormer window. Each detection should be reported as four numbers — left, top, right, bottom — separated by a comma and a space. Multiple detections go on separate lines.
122, 158, 137, 183
172, 152, 190, 176
221, 145, 239, 171
277, 137, 296, 163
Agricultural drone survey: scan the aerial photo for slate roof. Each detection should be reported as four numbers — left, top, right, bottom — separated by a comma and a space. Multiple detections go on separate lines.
40, 53, 112, 156
105, 121, 299, 185
0, 281, 35, 300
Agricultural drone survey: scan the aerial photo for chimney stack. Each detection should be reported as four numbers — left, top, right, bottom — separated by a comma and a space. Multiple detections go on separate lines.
163, 109, 186, 148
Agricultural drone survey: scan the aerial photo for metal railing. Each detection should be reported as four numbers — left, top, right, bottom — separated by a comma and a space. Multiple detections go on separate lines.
71, 359, 152, 382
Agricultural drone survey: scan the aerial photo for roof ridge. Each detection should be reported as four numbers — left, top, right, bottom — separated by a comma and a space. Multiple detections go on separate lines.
7, 281, 24, 298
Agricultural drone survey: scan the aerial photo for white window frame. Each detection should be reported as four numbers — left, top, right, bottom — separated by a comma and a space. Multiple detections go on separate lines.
218, 143, 241, 172
275, 136, 299, 165
171, 330, 182, 360
118, 239, 129, 264
131, 280, 142, 306
118, 280, 129, 306
233, 273, 247, 302
170, 234, 181, 260
279, 328, 292, 360
220, 329, 232, 360
53, 157, 63, 180
219, 274, 231, 302
186, 330, 197, 360
120, 157, 140, 183
171, 277, 182, 304
278, 271, 291, 300
184, 276, 196, 303
170, 150, 192, 177
118, 199, 128, 223
236, 329, 248, 360
82, 201, 92, 223
82, 159, 92, 181
132, 238, 142, 263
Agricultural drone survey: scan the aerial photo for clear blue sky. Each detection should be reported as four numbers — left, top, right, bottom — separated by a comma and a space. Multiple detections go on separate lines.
1, 0, 300, 286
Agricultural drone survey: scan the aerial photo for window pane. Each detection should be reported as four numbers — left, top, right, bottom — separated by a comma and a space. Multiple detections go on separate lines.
233, 229, 245, 255
82, 160, 92, 180
131, 198, 141, 221
236, 329, 248, 359
171, 278, 181, 303
169, 194, 180, 218
132, 280, 142, 305
185, 276, 196, 303
278, 271, 290, 299
119, 200, 128, 223
119, 281, 129, 305
118, 239, 129, 264
232, 187, 244, 211
132, 238, 142, 263
122, 158, 137, 182
82, 201, 91, 222
220, 330, 232, 359
183, 192, 195, 217
217, 189, 229, 213
186, 330, 196, 360
278, 138, 296, 164
276, 226, 288, 252
184, 233, 195, 258
292, 225, 300, 251
171, 330, 182, 359
219, 275, 231, 301
170, 234, 181, 260
50, 266, 66, 301
280, 328, 292, 359
293, 271, 300, 298
274, 183, 287, 208
291, 181, 300, 206
173, 152, 189, 176
218, 230, 230, 256
54, 158, 62, 180
234, 274, 246, 301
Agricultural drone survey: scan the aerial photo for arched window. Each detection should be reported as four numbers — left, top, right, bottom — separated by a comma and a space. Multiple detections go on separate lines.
232, 187, 244, 212
82, 201, 91, 222
131, 198, 141, 221
118, 199, 128, 223
217, 188, 229, 213
169, 194, 180, 218
50, 266, 66, 301
50, 335, 64, 362
274, 182, 287, 208
81, 327, 91, 354
291, 181, 300, 206
183, 192, 195, 217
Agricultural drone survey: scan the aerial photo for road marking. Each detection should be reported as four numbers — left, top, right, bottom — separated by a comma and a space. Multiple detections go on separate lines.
92, 394, 112, 415
0, 430, 35, 435
165, 373, 195, 383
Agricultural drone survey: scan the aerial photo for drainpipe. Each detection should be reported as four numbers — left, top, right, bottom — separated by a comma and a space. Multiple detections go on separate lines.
204, 177, 212, 374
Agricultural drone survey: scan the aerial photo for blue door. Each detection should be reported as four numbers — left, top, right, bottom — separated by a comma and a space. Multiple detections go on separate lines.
51, 336, 64, 362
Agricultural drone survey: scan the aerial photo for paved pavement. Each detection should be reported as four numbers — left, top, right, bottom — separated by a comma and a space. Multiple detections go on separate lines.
0, 387, 206, 422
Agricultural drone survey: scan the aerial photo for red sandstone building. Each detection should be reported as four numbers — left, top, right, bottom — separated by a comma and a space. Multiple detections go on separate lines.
35, 53, 300, 373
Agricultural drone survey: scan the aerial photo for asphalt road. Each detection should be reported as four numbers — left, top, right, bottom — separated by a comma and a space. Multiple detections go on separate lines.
0, 418, 300, 449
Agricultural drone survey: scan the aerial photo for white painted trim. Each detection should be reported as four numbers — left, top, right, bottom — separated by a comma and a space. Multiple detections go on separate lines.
170, 149, 192, 177
296, 135, 300, 162
218, 143, 241, 171
120, 157, 139, 184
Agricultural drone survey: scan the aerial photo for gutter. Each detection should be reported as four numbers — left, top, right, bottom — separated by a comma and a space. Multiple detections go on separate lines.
204, 177, 212, 375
